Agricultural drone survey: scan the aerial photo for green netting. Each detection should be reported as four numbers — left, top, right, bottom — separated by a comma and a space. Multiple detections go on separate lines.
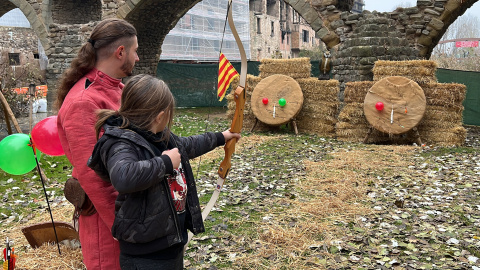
156, 61, 260, 107
436, 68, 480, 126
310, 60, 322, 78
156, 61, 322, 107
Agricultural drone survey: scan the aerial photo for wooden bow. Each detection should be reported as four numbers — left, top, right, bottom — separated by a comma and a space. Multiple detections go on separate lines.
200, 0, 248, 221
185, 1, 247, 248
218, 2, 247, 180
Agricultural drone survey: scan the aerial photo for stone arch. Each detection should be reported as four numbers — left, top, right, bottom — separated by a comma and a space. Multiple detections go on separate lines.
417, 0, 479, 57
117, 0, 202, 75
50, 0, 101, 24
1, 0, 49, 53
284, 0, 340, 48
0, 1, 17, 17
285, 0, 480, 90
285, 0, 479, 58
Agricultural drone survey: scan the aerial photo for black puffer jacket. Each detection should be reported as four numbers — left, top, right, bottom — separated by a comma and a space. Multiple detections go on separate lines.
87, 122, 225, 255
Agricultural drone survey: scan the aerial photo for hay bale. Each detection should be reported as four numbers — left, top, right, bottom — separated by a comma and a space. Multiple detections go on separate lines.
335, 121, 369, 142
421, 83, 467, 109
344, 81, 375, 103
297, 121, 336, 135
420, 126, 467, 147
417, 119, 463, 130
372, 60, 437, 84
296, 101, 338, 137
422, 105, 463, 122
335, 101, 370, 142
259, 58, 311, 79
422, 83, 466, 103
295, 79, 339, 136
299, 101, 339, 119
337, 102, 368, 124
297, 78, 339, 103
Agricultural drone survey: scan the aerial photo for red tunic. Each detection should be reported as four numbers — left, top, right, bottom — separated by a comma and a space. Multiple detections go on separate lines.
57, 69, 122, 269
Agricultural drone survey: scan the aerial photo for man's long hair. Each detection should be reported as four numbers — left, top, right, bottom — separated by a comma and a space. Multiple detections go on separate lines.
54, 18, 137, 111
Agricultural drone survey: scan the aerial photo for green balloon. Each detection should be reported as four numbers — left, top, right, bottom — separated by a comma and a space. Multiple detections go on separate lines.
279, 98, 287, 107
0, 133, 41, 175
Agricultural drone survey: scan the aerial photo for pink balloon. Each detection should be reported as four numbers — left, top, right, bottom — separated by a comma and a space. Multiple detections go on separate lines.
31, 116, 65, 156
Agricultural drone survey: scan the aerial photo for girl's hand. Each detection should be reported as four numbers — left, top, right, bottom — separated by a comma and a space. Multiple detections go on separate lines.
162, 148, 181, 169
222, 130, 241, 142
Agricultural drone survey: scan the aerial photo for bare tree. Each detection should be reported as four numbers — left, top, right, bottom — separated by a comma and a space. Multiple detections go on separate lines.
431, 14, 480, 71
394, 1, 413, 9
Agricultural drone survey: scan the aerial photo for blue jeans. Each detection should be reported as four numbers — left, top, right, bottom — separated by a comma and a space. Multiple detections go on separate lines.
119, 250, 184, 270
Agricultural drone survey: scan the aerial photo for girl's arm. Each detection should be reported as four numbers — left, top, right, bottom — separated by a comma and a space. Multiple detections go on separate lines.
177, 130, 241, 160
103, 140, 172, 194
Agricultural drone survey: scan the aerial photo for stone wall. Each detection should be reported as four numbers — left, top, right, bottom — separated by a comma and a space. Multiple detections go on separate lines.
0, 26, 38, 55
332, 12, 419, 93
51, 0, 101, 24
0, 26, 44, 86
45, 23, 94, 82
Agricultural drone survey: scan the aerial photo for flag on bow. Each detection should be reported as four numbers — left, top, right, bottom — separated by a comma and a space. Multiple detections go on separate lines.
217, 53, 239, 101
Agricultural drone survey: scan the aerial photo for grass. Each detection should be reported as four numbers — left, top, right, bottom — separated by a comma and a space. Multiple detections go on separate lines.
420, 146, 479, 157
1, 107, 479, 269
0, 154, 71, 220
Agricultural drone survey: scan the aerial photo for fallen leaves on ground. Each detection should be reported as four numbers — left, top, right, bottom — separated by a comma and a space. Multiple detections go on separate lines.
1, 125, 479, 269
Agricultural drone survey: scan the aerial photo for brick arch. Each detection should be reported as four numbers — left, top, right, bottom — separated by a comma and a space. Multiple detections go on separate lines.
2, 0, 49, 52
117, 0, 202, 75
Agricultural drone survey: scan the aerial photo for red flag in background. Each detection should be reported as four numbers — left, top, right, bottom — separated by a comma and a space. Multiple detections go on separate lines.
217, 53, 239, 101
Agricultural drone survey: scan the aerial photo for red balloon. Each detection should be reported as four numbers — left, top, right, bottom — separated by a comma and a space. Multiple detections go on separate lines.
31, 116, 65, 156
262, 97, 269, 105
375, 102, 384, 111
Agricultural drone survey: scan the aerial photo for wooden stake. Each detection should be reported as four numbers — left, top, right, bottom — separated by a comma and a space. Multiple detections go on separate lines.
2, 100, 12, 134
0, 90, 22, 134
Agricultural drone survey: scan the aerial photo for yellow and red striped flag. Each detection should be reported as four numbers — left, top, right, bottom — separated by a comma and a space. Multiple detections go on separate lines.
217, 53, 239, 101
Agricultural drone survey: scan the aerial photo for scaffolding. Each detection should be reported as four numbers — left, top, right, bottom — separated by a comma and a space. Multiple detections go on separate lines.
160, 0, 250, 62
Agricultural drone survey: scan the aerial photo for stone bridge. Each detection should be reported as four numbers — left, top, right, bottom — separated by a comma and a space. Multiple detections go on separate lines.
284, 0, 479, 89
1, 0, 478, 106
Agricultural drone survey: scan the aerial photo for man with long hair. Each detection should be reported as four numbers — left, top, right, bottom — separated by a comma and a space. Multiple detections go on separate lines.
56, 18, 139, 269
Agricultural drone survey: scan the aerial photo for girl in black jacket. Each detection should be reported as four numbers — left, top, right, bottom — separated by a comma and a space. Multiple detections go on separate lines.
87, 74, 240, 270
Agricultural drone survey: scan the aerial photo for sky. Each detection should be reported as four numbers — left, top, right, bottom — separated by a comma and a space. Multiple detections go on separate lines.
364, 0, 480, 17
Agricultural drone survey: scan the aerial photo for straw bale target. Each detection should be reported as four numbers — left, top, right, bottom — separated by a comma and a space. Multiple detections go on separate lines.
251, 74, 304, 126
364, 76, 426, 135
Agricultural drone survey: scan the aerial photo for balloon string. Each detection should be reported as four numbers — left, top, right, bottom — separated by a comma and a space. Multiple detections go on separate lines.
29, 138, 62, 255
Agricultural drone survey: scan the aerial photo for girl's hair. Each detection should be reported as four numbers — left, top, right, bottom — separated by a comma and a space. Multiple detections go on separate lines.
94, 74, 175, 140
54, 18, 137, 110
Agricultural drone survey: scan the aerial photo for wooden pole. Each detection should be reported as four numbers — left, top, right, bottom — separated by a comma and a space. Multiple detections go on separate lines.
2, 100, 13, 134
0, 90, 22, 134
29, 96, 33, 133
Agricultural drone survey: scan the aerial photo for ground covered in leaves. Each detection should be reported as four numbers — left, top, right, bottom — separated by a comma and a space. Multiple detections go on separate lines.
0, 109, 479, 269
